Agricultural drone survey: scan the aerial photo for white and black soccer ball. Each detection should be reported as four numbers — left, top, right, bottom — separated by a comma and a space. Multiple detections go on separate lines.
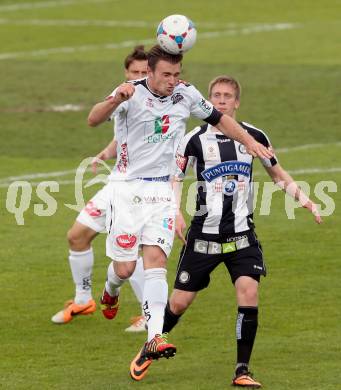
156, 14, 197, 55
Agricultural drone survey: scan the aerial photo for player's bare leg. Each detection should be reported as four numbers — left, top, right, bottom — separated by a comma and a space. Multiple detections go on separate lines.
100, 260, 136, 319
162, 289, 197, 333
126, 256, 146, 332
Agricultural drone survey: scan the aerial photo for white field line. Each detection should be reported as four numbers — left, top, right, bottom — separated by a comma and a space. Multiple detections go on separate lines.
0, 18, 152, 28
0, 168, 79, 183
0, 38, 155, 60
0, 141, 340, 186
277, 141, 341, 153
0, 23, 297, 60
0, 166, 340, 189
0, 0, 112, 12
0, 18, 287, 29
1, 140, 340, 183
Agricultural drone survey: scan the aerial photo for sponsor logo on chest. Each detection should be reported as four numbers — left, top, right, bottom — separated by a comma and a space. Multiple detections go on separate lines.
201, 161, 251, 182
144, 115, 174, 144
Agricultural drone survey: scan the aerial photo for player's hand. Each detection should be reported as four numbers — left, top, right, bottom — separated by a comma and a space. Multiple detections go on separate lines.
91, 151, 108, 174
245, 139, 274, 160
91, 141, 117, 174
114, 83, 135, 104
175, 211, 187, 245
304, 201, 322, 224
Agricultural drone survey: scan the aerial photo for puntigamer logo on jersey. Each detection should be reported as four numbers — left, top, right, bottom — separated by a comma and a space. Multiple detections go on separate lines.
145, 115, 174, 144
201, 161, 251, 182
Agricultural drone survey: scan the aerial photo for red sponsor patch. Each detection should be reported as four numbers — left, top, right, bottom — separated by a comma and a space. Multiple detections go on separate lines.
117, 143, 128, 173
84, 201, 101, 217
162, 217, 174, 230
176, 153, 188, 171
116, 234, 137, 249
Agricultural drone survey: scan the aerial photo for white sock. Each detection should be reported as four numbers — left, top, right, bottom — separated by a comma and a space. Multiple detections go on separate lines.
69, 248, 94, 304
143, 268, 168, 341
105, 261, 124, 297
129, 256, 145, 311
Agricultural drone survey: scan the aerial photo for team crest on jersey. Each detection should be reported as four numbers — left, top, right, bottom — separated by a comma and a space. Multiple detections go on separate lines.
171, 92, 184, 105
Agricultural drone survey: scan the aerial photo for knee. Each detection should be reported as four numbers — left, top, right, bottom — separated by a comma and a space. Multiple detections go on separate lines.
114, 263, 135, 280
67, 228, 90, 250
115, 268, 132, 280
238, 287, 258, 306
170, 297, 190, 315
143, 246, 167, 268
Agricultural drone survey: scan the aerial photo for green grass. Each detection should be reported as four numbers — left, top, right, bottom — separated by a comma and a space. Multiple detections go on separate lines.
1, 0, 341, 388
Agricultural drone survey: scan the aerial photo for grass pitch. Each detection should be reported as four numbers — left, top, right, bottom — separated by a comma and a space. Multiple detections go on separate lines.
0, 1, 340, 389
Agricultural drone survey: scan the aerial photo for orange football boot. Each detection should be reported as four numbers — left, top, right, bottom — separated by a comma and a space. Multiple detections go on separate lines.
51, 299, 96, 324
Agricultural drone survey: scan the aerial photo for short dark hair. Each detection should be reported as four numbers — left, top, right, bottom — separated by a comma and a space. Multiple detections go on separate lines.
124, 45, 148, 70
208, 75, 242, 100
147, 45, 183, 71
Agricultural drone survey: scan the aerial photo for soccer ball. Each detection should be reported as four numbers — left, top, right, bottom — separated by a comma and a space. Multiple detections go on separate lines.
156, 14, 197, 55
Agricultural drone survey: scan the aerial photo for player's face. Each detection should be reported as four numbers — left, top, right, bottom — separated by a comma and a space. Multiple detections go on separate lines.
125, 60, 148, 81
147, 60, 181, 96
209, 82, 240, 118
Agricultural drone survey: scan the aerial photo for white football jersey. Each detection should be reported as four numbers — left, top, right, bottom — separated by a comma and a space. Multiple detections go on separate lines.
107, 78, 222, 180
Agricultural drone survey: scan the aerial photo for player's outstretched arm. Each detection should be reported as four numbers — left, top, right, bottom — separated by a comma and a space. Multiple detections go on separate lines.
88, 83, 135, 127
91, 139, 117, 174
265, 163, 322, 224
216, 114, 274, 160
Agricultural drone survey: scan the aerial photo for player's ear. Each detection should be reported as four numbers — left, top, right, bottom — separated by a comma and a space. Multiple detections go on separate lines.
235, 99, 240, 110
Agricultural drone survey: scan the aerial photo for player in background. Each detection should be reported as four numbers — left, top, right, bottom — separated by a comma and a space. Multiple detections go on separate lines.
132, 75, 321, 385
51, 46, 148, 332
87, 45, 273, 376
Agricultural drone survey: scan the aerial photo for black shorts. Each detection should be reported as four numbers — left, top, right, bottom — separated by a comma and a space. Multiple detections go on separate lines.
174, 228, 266, 292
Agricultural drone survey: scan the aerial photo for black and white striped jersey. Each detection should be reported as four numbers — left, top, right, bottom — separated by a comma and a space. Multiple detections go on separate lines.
175, 122, 278, 234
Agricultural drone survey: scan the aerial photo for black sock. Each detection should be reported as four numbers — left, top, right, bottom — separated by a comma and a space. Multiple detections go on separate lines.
235, 306, 258, 374
162, 302, 182, 333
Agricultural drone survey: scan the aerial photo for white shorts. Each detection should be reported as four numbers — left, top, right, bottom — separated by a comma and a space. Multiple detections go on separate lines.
76, 183, 110, 233
105, 180, 176, 262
